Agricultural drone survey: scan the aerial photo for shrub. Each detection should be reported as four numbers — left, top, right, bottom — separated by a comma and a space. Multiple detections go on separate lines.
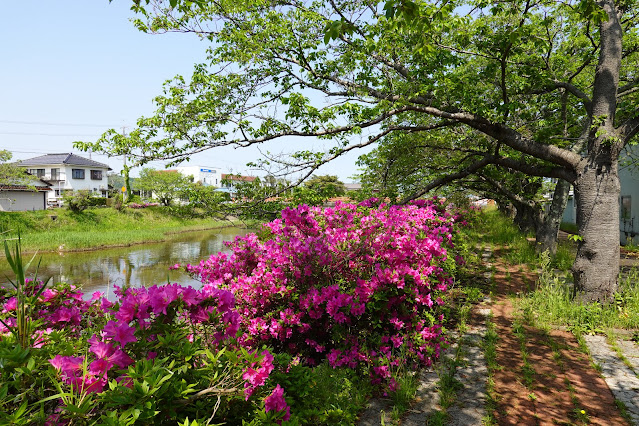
63, 190, 92, 213
189, 199, 463, 386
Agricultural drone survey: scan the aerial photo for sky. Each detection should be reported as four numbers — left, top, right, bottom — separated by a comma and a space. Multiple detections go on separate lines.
0, 1, 367, 182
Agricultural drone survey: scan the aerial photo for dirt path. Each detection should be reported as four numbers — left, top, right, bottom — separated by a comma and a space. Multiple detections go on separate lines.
489, 257, 629, 425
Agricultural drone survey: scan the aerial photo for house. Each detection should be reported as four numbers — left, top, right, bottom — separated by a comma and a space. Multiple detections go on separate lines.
344, 183, 362, 192
562, 147, 639, 245
172, 165, 223, 187
18, 153, 112, 206
0, 177, 52, 211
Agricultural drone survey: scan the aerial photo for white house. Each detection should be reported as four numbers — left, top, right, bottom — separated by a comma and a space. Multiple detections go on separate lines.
172, 165, 223, 187
18, 153, 112, 206
0, 178, 51, 211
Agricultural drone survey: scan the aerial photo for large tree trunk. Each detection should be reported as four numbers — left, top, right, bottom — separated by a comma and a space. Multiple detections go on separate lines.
572, 158, 620, 303
570, 0, 623, 303
535, 179, 571, 255
513, 201, 540, 234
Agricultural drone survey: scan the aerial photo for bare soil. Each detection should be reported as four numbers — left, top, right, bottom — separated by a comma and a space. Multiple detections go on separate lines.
488, 256, 629, 425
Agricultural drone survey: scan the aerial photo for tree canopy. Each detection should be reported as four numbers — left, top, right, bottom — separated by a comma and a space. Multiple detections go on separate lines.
77, 0, 639, 302
0, 150, 37, 189
137, 168, 193, 206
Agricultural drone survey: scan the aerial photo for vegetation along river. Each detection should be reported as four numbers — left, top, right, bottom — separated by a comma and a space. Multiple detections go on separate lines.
0, 227, 252, 299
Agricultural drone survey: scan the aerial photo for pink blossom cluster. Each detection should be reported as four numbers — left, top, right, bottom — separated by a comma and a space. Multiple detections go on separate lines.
127, 202, 160, 209
0, 281, 96, 343
47, 282, 248, 394
189, 199, 464, 381
264, 384, 291, 423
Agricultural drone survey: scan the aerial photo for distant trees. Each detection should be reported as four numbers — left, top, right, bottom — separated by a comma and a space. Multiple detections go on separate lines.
0, 150, 36, 187
136, 168, 193, 206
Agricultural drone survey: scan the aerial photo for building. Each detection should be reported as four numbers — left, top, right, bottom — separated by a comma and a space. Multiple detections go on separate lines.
562, 147, 639, 245
219, 173, 257, 198
0, 177, 52, 211
172, 165, 223, 187
18, 153, 112, 206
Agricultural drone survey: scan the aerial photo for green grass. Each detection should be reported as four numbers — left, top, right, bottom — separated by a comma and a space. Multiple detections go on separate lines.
482, 317, 498, 425
475, 210, 638, 334
0, 207, 246, 253
517, 259, 639, 333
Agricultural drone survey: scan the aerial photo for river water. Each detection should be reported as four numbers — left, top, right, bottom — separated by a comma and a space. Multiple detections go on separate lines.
0, 227, 252, 299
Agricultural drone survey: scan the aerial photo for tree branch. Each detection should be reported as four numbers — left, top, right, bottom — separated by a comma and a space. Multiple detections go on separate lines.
399, 154, 497, 204
493, 157, 576, 182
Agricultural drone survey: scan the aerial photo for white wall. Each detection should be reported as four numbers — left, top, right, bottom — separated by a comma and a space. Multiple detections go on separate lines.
174, 165, 223, 187
0, 190, 47, 211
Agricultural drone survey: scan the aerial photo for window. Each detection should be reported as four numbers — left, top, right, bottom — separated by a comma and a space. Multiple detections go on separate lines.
72, 169, 85, 179
29, 168, 45, 178
50, 168, 59, 180
90, 170, 103, 180
621, 196, 631, 220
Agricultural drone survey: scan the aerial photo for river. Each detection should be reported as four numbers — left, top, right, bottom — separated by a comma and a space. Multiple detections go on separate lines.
0, 227, 252, 299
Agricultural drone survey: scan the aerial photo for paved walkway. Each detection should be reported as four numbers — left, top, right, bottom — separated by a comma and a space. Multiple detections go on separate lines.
357, 245, 639, 425
584, 335, 639, 424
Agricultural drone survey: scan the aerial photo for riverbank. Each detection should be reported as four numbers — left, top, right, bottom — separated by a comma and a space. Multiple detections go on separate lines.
0, 207, 254, 254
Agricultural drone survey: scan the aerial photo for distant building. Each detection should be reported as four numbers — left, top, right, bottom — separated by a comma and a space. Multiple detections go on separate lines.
219, 173, 257, 198
344, 183, 362, 192
172, 165, 223, 187
18, 153, 112, 206
562, 146, 639, 245
0, 176, 52, 211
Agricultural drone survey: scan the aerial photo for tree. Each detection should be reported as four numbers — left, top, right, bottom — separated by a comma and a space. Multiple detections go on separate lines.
136, 168, 193, 206
0, 150, 37, 187
355, 130, 571, 255
304, 175, 346, 197
76, 0, 639, 302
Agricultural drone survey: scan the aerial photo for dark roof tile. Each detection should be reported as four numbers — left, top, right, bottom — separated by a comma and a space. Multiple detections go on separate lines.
18, 153, 112, 170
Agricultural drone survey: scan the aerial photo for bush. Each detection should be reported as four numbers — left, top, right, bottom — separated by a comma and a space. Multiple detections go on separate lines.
86, 197, 107, 207
63, 190, 92, 213
189, 199, 464, 386
0, 199, 468, 424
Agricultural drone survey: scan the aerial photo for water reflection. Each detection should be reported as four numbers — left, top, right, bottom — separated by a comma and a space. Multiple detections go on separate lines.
0, 228, 251, 298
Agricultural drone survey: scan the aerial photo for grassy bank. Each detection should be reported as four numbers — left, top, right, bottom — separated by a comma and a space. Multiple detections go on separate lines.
0, 207, 249, 253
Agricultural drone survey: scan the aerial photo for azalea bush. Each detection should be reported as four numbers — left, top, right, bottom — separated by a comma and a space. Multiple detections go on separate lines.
0, 198, 470, 424
0, 281, 291, 424
189, 199, 464, 387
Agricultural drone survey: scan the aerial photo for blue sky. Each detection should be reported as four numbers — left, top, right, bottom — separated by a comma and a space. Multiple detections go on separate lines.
0, 1, 365, 181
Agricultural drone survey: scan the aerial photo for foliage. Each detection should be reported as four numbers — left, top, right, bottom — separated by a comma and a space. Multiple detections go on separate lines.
0, 236, 51, 348
0, 150, 38, 189
0, 199, 470, 423
182, 183, 229, 215
303, 175, 345, 198
517, 255, 639, 334
137, 168, 193, 207
0, 280, 289, 424
76, 0, 639, 301
63, 190, 93, 213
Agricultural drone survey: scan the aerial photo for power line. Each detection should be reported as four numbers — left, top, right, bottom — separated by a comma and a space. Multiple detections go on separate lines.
0, 119, 120, 128
0, 131, 101, 137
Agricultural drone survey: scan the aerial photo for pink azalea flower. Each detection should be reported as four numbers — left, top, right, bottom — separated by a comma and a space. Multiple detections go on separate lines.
103, 321, 137, 347
264, 385, 291, 421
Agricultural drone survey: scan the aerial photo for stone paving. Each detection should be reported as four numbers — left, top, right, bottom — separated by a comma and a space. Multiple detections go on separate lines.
584, 335, 639, 424
446, 319, 489, 426
356, 314, 491, 426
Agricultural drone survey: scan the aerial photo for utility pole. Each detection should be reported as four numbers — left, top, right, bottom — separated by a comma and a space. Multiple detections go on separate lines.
121, 126, 132, 203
